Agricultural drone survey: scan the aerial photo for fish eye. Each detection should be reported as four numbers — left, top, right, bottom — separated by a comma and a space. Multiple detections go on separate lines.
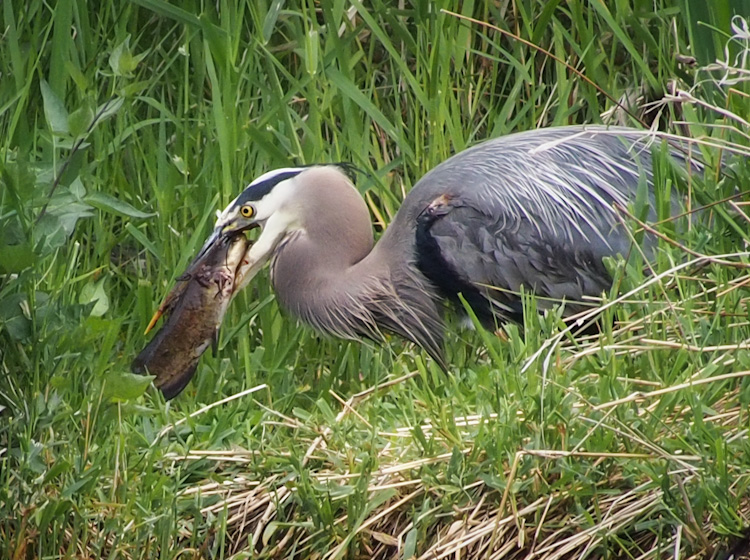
240, 205, 254, 218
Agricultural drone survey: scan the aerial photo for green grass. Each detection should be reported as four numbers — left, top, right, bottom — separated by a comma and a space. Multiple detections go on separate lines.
2, 0, 750, 558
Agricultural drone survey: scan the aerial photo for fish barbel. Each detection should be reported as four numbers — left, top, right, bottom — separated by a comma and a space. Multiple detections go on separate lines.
132, 233, 250, 399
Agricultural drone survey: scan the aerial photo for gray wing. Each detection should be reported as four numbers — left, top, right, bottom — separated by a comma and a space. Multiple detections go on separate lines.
415, 196, 617, 322
394, 126, 677, 323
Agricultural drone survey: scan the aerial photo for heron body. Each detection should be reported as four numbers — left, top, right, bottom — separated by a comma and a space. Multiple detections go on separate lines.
205, 125, 680, 368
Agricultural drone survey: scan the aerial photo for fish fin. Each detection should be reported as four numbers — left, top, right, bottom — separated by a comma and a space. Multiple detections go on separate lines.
211, 328, 219, 357
145, 277, 193, 335
157, 362, 200, 400
144, 308, 163, 335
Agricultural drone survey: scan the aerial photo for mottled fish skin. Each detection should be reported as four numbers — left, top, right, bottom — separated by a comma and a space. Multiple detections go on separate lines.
132, 234, 249, 399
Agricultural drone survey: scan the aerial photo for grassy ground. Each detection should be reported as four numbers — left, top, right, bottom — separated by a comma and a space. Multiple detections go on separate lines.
2, 0, 750, 558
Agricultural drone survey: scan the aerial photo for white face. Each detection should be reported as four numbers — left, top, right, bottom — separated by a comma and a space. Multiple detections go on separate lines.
214, 167, 306, 229
212, 167, 311, 294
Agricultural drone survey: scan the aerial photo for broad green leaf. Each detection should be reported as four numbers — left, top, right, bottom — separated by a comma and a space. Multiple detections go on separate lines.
65, 60, 88, 91
79, 279, 110, 317
35, 213, 68, 251
52, 203, 95, 236
102, 371, 154, 401
67, 100, 95, 137
109, 35, 147, 77
0, 293, 32, 340
0, 241, 36, 273
0, 213, 34, 272
40, 79, 69, 135
95, 97, 125, 123
43, 182, 96, 236
69, 176, 86, 199
85, 192, 155, 218
262, 0, 285, 44
403, 527, 418, 559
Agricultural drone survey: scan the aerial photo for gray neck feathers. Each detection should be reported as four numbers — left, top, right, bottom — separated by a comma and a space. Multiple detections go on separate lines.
270, 219, 445, 368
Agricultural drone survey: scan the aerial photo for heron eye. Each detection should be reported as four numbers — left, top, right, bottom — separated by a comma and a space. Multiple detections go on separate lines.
240, 205, 254, 218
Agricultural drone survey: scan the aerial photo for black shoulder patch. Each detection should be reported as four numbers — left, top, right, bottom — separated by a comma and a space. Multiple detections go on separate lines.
415, 199, 498, 327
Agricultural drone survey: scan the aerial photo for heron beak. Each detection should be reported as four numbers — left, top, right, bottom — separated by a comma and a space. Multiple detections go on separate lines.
192, 227, 223, 263
190, 219, 258, 267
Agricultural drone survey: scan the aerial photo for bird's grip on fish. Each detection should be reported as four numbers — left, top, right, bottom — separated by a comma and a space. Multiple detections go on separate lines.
132, 233, 250, 399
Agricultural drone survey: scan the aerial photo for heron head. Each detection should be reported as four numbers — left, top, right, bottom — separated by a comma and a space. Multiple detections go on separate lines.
216, 168, 311, 235
192, 165, 364, 291
213, 164, 360, 238
190, 167, 308, 263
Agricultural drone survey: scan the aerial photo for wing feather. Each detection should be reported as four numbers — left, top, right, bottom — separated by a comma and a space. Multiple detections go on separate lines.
398, 126, 684, 322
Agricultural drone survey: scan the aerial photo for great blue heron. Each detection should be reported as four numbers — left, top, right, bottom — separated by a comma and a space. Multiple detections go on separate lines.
185, 125, 682, 372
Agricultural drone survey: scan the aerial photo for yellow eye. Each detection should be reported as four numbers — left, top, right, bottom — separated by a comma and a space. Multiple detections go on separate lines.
240, 205, 254, 218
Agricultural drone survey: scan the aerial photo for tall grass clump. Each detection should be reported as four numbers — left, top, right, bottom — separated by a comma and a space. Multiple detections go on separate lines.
1, 0, 750, 558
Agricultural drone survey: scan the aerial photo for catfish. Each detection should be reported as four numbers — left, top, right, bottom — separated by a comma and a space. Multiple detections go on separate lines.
132, 233, 250, 399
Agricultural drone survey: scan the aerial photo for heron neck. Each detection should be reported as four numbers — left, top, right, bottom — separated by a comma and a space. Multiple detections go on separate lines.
271, 231, 384, 334
270, 229, 445, 365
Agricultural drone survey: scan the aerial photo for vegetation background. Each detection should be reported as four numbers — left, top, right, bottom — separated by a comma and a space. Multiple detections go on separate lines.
2, 0, 750, 558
